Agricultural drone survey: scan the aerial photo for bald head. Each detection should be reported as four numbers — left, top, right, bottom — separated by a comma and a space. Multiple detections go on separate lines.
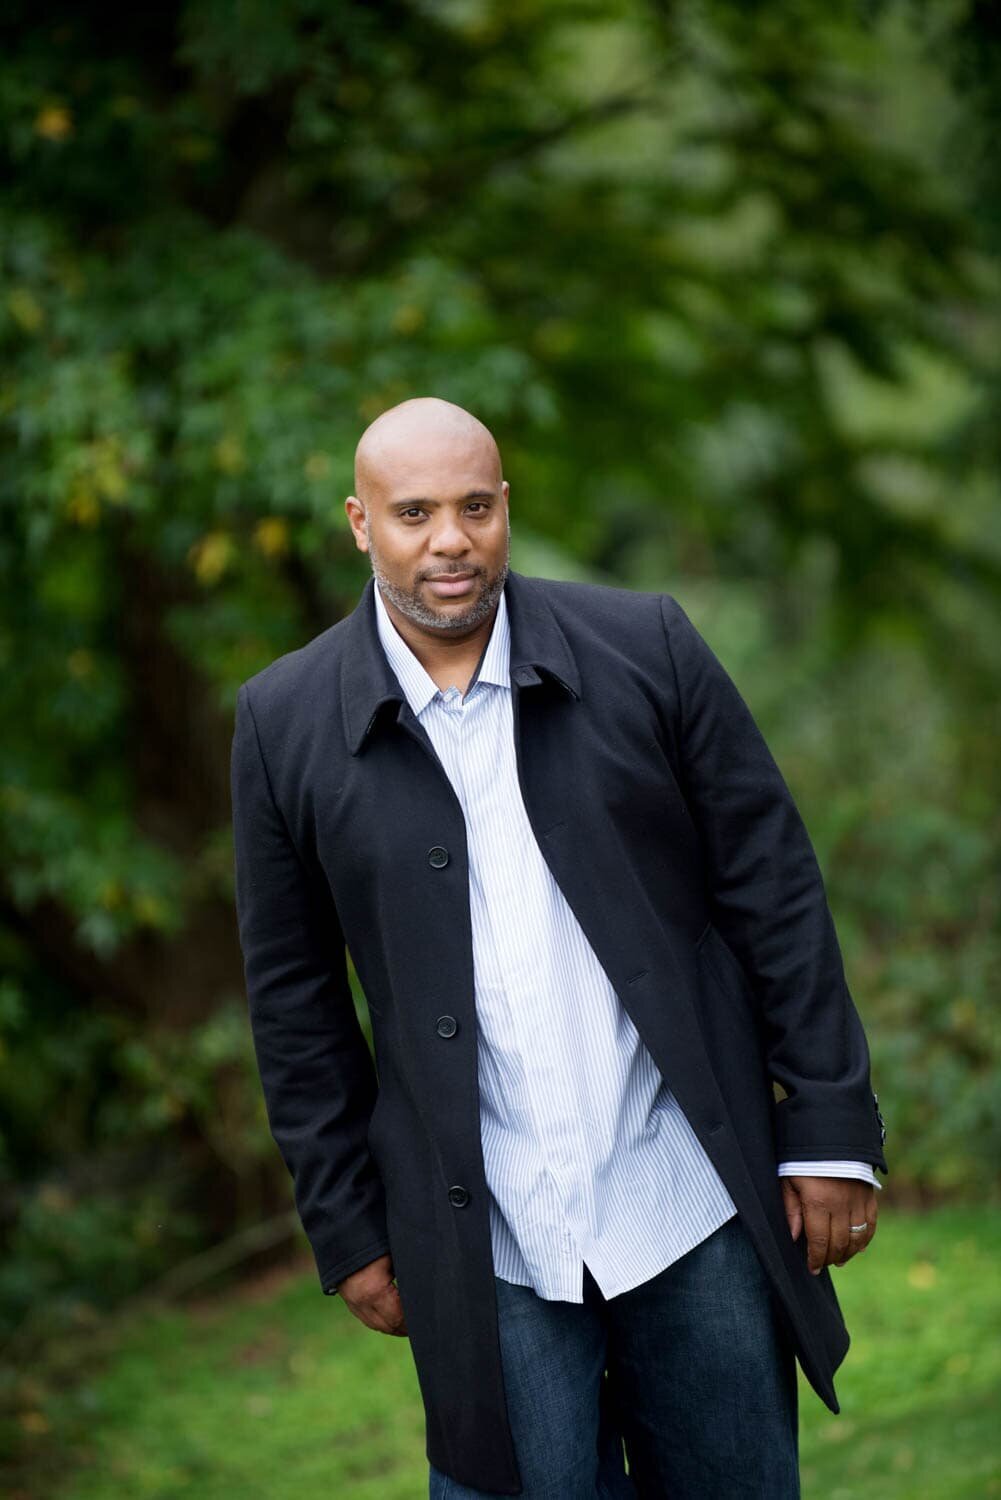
345, 395, 511, 638
353, 397, 502, 507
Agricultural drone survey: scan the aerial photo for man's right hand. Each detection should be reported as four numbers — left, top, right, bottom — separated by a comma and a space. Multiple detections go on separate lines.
336, 1253, 409, 1337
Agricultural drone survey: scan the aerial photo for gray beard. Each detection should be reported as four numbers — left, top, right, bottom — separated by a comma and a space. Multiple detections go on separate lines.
365, 515, 510, 633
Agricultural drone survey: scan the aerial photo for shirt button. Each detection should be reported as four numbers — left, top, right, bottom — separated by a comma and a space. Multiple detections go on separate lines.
427, 846, 449, 869
436, 1015, 458, 1039
447, 1185, 470, 1209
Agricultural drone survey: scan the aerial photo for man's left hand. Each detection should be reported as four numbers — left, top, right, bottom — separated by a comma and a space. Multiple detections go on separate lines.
780, 1175, 878, 1274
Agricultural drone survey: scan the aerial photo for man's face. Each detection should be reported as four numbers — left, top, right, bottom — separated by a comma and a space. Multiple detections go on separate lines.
349, 434, 511, 633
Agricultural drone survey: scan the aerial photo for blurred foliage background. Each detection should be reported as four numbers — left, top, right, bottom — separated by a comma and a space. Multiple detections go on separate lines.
1, 0, 999, 1492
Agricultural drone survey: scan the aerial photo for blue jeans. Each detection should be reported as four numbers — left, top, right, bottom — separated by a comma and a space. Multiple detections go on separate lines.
428, 1214, 800, 1499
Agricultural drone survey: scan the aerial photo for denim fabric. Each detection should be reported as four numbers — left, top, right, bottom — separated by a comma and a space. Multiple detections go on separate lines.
428, 1215, 799, 1499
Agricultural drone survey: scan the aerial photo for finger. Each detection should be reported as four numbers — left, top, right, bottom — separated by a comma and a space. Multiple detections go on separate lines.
856, 1190, 878, 1252
357, 1303, 402, 1336
780, 1179, 803, 1241
844, 1191, 877, 1259
829, 1205, 851, 1267
344, 1298, 387, 1333
345, 1302, 385, 1333
803, 1201, 831, 1275
342, 1281, 406, 1336
374, 1283, 409, 1337
846, 1194, 869, 1258
839, 1201, 861, 1262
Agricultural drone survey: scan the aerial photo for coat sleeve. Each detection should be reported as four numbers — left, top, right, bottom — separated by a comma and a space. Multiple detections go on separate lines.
660, 594, 887, 1174
230, 682, 391, 1291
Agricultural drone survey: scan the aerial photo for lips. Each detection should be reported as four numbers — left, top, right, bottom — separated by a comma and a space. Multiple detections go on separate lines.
426, 572, 477, 596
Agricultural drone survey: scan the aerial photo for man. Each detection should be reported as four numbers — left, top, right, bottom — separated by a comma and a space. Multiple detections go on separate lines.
230, 397, 887, 1498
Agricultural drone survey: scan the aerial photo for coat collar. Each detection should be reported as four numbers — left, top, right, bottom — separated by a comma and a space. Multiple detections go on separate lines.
340, 569, 581, 755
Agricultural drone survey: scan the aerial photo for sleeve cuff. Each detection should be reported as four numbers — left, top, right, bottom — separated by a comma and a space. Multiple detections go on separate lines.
777, 1159, 882, 1191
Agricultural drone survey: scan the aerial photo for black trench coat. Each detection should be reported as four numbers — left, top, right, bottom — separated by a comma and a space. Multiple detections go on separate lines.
230, 568, 888, 1495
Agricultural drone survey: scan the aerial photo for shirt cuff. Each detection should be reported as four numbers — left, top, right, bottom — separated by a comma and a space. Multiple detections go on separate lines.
777, 1160, 882, 1191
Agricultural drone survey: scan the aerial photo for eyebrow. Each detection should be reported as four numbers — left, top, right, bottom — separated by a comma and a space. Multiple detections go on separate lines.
391, 490, 495, 507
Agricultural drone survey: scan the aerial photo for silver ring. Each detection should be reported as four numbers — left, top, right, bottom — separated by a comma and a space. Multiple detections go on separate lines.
849, 1221, 868, 1234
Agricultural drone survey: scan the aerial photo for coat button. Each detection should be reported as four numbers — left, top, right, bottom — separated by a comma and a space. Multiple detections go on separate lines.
436, 1015, 458, 1038
427, 846, 449, 869
447, 1184, 470, 1208
873, 1090, 887, 1144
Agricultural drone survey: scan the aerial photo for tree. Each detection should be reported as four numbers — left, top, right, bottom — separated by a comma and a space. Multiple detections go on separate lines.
0, 0, 997, 1340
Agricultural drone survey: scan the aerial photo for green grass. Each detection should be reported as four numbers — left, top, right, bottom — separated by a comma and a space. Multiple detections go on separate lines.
19, 1208, 1001, 1499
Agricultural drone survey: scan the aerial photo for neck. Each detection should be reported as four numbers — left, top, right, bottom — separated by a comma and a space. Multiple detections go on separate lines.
379, 587, 499, 684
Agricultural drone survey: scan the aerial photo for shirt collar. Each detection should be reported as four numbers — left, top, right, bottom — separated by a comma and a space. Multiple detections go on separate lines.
373, 576, 511, 718
341, 569, 580, 756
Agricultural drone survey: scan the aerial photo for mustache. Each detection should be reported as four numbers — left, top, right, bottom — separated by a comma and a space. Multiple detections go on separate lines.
423, 568, 482, 580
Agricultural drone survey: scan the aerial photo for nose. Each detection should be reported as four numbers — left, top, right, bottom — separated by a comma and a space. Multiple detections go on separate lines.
429, 513, 472, 557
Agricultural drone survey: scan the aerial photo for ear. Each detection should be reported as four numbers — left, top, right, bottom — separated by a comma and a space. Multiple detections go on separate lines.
344, 495, 369, 552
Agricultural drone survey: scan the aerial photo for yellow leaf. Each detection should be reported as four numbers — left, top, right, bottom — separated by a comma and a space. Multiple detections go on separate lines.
303, 451, 332, 482
533, 318, 577, 357
949, 997, 977, 1031
907, 1260, 936, 1289
336, 78, 371, 109
189, 530, 234, 585
67, 649, 94, 680
55, 259, 86, 297
37, 1184, 73, 1212
34, 105, 73, 141
175, 134, 214, 162
359, 389, 410, 422
392, 303, 425, 335
95, 460, 127, 502
214, 434, 246, 475
66, 489, 100, 527
19, 1411, 50, 1435
134, 893, 168, 927
254, 516, 290, 558
99, 879, 124, 910
7, 288, 45, 333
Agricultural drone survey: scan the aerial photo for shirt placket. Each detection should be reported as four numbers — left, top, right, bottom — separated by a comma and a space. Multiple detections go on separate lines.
459, 692, 588, 1295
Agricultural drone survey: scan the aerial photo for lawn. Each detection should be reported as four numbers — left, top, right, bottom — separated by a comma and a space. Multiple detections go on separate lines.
21, 1207, 1001, 1499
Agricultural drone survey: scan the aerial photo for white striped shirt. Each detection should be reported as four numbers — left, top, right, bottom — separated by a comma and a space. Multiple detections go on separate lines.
373, 580, 877, 1303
